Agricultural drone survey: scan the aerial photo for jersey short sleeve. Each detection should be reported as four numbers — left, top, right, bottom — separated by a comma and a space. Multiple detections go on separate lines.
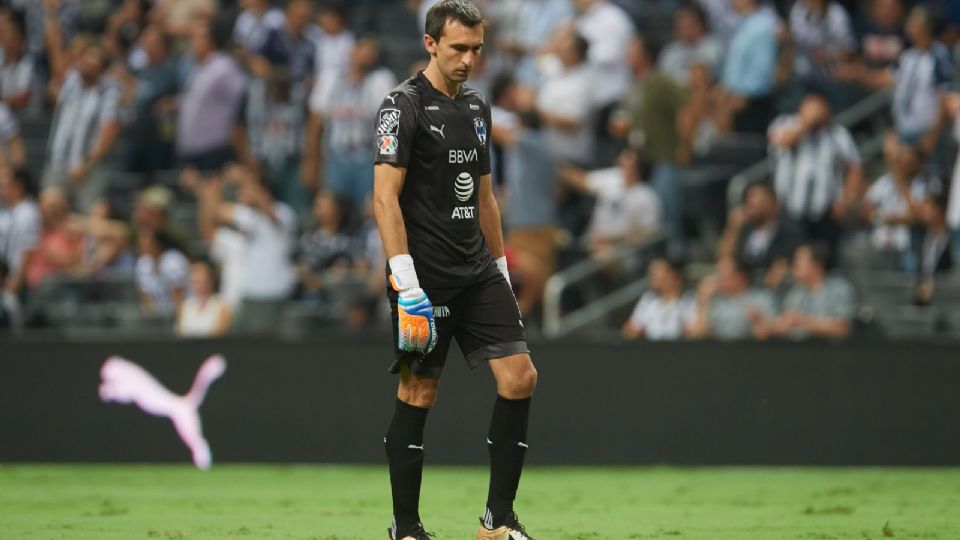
374, 91, 418, 167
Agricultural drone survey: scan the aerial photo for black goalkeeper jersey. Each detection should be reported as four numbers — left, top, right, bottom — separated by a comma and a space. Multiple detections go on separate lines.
374, 71, 494, 287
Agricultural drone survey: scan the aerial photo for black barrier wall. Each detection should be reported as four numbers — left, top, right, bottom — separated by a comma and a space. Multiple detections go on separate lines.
1, 338, 959, 465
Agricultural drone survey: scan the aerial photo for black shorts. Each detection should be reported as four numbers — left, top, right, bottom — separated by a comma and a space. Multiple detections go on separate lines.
387, 265, 529, 379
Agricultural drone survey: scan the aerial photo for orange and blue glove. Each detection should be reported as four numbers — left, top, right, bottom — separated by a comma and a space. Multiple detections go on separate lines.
390, 255, 438, 355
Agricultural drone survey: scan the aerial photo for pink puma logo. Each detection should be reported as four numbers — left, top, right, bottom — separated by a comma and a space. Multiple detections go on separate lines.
99, 355, 227, 470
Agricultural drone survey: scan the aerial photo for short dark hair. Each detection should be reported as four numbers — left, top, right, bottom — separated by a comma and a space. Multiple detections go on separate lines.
3, 8, 27, 41
798, 241, 831, 269
634, 32, 662, 65
11, 167, 33, 197
654, 256, 686, 277
425, 0, 484, 43
679, 2, 709, 31
743, 181, 777, 203
571, 32, 590, 62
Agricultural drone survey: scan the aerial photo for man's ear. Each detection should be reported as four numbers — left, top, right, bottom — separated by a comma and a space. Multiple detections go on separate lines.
424, 34, 438, 56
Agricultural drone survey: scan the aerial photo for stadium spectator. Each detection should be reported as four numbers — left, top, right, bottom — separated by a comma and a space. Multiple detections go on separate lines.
535, 27, 593, 165
177, 21, 246, 173
677, 61, 722, 163
214, 164, 296, 333
154, 0, 217, 38
658, 3, 722, 86
73, 198, 134, 278
856, 0, 906, 71
11, 0, 77, 59
913, 193, 953, 305
622, 257, 696, 341
498, 0, 572, 87
297, 191, 353, 299
103, 0, 151, 69
788, 0, 856, 89
305, 38, 396, 207
947, 92, 960, 268
837, 6, 952, 151
135, 227, 189, 316
309, 4, 356, 115
610, 33, 687, 246
0, 260, 20, 330
122, 25, 179, 179
44, 44, 121, 213
0, 7, 35, 110
255, 0, 316, 90
176, 258, 231, 337
232, 0, 285, 56
771, 242, 855, 339
687, 255, 778, 340
717, 182, 804, 289
768, 92, 862, 252
0, 167, 40, 294
572, 0, 634, 109
492, 75, 559, 315
558, 147, 663, 259
244, 67, 310, 215
0, 101, 26, 170
862, 143, 941, 267
717, 0, 779, 134
24, 187, 84, 290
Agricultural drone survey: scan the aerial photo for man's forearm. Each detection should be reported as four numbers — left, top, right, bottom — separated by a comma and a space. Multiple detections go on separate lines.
85, 123, 120, 168
375, 195, 410, 260
479, 190, 505, 260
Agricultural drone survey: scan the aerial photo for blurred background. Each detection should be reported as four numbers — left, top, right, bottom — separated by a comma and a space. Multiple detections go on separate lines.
0, 0, 959, 344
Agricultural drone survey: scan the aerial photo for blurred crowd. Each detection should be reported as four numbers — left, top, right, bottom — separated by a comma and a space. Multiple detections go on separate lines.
0, 0, 959, 340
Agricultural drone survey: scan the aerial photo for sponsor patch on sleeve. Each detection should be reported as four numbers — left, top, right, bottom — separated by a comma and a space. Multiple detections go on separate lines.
378, 135, 398, 155
377, 108, 401, 135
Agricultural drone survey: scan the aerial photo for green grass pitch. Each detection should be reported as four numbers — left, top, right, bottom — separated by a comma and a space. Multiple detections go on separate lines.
2, 465, 959, 539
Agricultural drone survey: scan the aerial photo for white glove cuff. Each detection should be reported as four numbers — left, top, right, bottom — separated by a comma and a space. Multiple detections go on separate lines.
495, 256, 510, 286
389, 254, 420, 290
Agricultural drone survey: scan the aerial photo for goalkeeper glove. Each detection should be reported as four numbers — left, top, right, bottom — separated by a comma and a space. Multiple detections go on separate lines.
389, 254, 438, 355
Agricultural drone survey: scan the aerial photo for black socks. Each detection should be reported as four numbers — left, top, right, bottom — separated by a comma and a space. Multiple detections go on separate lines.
385, 398, 429, 535
484, 395, 532, 527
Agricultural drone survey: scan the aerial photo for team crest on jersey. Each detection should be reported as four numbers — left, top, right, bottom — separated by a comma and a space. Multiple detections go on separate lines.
473, 117, 487, 146
378, 108, 401, 135
378, 135, 398, 155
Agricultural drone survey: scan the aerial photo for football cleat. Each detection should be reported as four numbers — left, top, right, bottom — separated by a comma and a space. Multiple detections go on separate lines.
388, 521, 433, 540
476, 511, 535, 540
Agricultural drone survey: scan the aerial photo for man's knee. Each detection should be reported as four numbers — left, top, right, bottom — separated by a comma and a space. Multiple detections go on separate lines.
397, 370, 439, 408
495, 356, 538, 399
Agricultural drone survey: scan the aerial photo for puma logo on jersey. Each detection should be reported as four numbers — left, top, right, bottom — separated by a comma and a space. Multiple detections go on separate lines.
385, 93, 397, 104
430, 124, 445, 139
433, 306, 450, 318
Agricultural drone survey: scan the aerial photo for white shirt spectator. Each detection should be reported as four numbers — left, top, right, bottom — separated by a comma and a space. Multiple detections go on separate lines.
232, 203, 297, 300
177, 295, 228, 337
310, 67, 396, 154
789, 1, 856, 79
893, 44, 953, 139
575, 0, 635, 106
0, 197, 40, 273
627, 291, 696, 340
948, 118, 960, 230
210, 227, 247, 309
0, 101, 19, 161
866, 172, 942, 252
136, 248, 189, 316
47, 70, 120, 171
536, 63, 593, 163
769, 115, 860, 221
658, 36, 722, 85
0, 49, 34, 105
309, 27, 356, 115
584, 167, 662, 242
233, 7, 285, 53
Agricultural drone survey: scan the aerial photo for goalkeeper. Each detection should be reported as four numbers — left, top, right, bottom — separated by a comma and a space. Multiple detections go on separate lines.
372, 1, 538, 539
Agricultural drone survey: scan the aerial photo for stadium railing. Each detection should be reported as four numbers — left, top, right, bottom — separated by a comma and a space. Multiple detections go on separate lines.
542, 233, 666, 339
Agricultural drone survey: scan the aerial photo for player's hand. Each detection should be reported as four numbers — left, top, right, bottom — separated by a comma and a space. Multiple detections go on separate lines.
396, 287, 438, 354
